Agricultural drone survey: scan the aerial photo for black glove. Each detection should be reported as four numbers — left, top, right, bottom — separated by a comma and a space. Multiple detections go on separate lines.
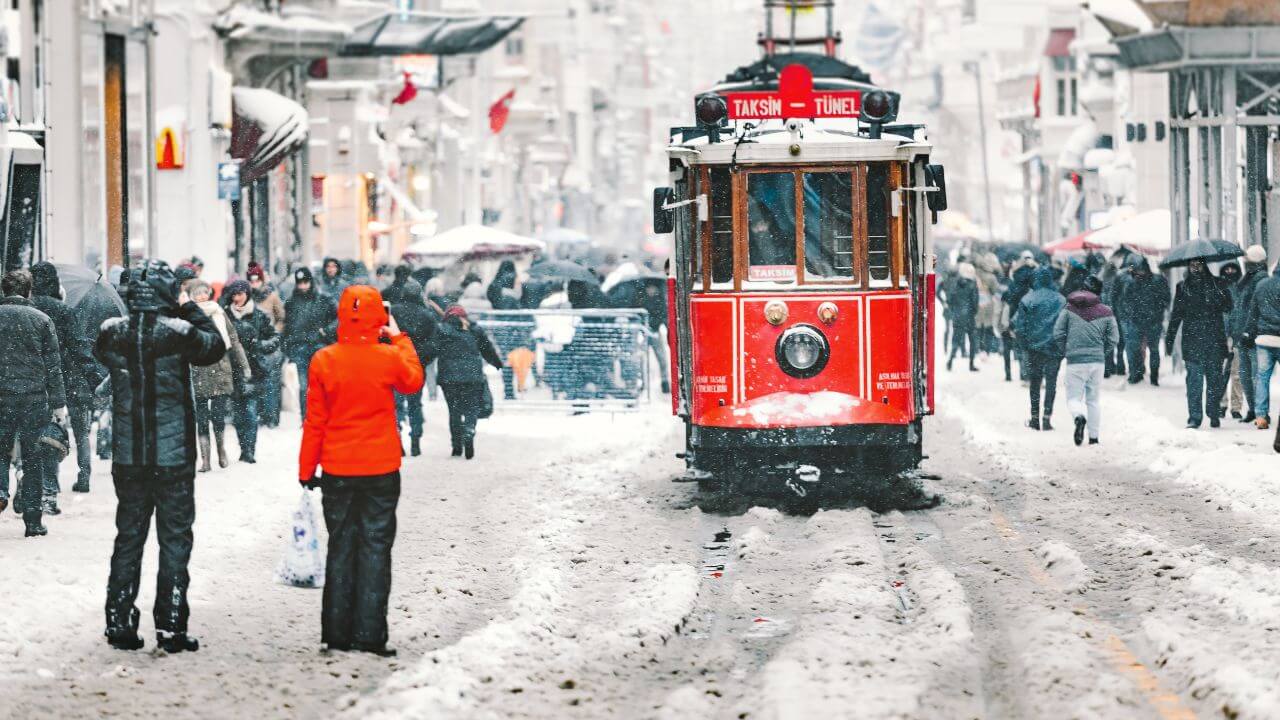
300, 473, 321, 491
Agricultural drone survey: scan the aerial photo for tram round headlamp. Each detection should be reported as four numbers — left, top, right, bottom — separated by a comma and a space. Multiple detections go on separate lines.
764, 300, 788, 326
775, 325, 830, 379
861, 90, 892, 123
817, 302, 839, 325
695, 93, 728, 127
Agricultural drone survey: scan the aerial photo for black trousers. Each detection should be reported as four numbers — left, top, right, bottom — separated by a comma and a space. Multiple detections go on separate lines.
0, 398, 50, 516
440, 382, 484, 447
948, 324, 977, 368
321, 472, 399, 648
69, 399, 92, 481
1026, 350, 1062, 419
193, 395, 228, 439
105, 465, 196, 635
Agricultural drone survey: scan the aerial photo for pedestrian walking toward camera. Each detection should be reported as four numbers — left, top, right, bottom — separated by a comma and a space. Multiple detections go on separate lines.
1054, 276, 1119, 446
1167, 260, 1232, 428
247, 263, 286, 427
283, 268, 337, 421
299, 285, 423, 656
946, 262, 979, 372
189, 281, 249, 473
97, 260, 225, 652
224, 279, 280, 463
1015, 267, 1066, 430
434, 306, 504, 459
1115, 255, 1170, 386
0, 270, 67, 536
1247, 256, 1280, 430
388, 279, 436, 456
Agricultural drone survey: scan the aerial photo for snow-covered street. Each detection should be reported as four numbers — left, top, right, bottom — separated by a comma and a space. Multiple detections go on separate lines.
4, 358, 1280, 720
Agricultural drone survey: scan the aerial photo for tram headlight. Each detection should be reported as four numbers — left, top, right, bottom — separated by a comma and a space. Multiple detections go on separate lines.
775, 325, 830, 379
862, 90, 893, 123
817, 302, 839, 325
764, 300, 788, 326
695, 93, 728, 128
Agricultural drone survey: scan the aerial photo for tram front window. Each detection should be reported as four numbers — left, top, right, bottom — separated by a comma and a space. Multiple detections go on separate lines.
866, 163, 892, 284
803, 172, 855, 280
747, 172, 797, 282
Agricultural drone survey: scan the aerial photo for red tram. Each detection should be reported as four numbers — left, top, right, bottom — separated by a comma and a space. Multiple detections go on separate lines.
653, 8, 948, 488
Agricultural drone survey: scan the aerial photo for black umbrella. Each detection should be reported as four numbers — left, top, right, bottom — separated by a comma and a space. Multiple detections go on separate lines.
605, 274, 666, 308
1158, 239, 1244, 269
54, 263, 126, 341
526, 259, 599, 284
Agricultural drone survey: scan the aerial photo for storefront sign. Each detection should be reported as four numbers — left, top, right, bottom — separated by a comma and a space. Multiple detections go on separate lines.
217, 161, 241, 200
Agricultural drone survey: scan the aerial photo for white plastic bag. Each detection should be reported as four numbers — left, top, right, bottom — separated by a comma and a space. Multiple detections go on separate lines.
274, 489, 326, 588
281, 362, 300, 414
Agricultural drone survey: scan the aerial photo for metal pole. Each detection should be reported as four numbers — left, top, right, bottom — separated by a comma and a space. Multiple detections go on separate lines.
1222, 68, 1238, 245
969, 60, 995, 242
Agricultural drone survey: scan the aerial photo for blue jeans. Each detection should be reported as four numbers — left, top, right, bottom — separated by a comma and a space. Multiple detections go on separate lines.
396, 391, 424, 439
1256, 346, 1280, 419
296, 360, 310, 420
1185, 360, 1223, 425
233, 394, 259, 458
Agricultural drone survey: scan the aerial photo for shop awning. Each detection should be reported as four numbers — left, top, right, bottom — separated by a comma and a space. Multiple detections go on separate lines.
230, 87, 308, 184
1044, 28, 1076, 57
341, 12, 524, 58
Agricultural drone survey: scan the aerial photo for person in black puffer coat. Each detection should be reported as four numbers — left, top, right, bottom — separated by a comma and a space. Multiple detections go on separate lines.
946, 262, 980, 372
487, 260, 521, 310
1167, 260, 1232, 428
96, 259, 225, 653
223, 279, 280, 463
433, 306, 502, 459
390, 279, 437, 456
30, 262, 97, 499
283, 268, 338, 420
380, 264, 414, 306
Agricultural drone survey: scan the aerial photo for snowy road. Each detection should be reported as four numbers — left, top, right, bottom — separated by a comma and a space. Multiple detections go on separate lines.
4, 356, 1280, 719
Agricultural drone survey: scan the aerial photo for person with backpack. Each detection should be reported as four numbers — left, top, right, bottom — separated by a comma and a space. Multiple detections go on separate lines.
1054, 275, 1119, 446
432, 306, 504, 459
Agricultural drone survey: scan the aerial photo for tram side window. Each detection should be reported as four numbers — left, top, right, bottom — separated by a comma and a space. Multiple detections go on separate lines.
746, 172, 797, 282
802, 172, 854, 280
866, 163, 892, 285
709, 167, 734, 285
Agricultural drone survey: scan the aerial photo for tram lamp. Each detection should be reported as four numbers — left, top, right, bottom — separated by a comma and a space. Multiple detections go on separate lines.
695, 93, 728, 143
817, 302, 839, 325
860, 90, 897, 139
764, 300, 789, 326
776, 325, 830, 379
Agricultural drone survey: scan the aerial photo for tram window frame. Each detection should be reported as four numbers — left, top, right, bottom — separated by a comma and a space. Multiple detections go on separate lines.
745, 171, 799, 284
707, 166, 735, 289
801, 170, 857, 284
682, 171, 701, 290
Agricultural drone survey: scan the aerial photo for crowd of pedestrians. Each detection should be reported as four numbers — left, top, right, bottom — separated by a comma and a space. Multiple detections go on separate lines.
940, 244, 1280, 450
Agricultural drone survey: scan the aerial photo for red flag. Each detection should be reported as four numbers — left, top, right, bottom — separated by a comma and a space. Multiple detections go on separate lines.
392, 71, 418, 105
489, 89, 516, 134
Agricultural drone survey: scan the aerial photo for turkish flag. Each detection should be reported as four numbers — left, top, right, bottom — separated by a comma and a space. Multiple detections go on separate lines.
392, 71, 418, 105
489, 89, 516, 134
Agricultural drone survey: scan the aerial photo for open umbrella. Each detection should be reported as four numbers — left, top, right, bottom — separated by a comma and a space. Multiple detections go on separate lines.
1158, 239, 1244, 269
605, 274, 666, 308
525, 259, 598, 285
54, 264, 126, 342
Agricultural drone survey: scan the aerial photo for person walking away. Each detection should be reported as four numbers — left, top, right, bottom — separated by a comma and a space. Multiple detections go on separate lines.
224, 280, 279, 463
30, 262, 97, 498
974, 253, 1003, 355
1230, 246, 1269, 423
0, 270, 67, 535
189, 281, 249, 472
388, 279, 437, 456
1054, 276, 1119, 446
1246, 257, 1280, 430
947, 262, 980, 372
380, 264, 413, 305
1167, 260, 1232, 428
1004, 251, 1039, 381
299, 285, 423, 655
1101, 250, 1132, 377
434, 306, 503, 459
1217, 261, 1245, 420
283, 268, 337, 421
486, 260, 521, 310
247, 263, 286, 427
96, 260, 225, 651
1117, 255, 1170, 385
1016, 267, 1066, 430
319, 257, 349, 300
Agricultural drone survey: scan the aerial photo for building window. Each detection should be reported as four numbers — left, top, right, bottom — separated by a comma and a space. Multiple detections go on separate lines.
505, 35, 524, 58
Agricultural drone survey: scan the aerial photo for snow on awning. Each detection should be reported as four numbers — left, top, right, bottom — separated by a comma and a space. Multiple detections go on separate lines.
341, 12, 524, 58
1044, 28, 1076, 57
230, 87, 308, 184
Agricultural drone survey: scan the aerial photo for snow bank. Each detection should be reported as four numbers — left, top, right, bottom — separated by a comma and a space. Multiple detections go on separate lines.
731, 391, 861, 424
1036, 541, 1089, 594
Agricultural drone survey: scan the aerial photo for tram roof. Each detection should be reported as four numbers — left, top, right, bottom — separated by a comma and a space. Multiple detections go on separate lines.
668, 119, 932, 165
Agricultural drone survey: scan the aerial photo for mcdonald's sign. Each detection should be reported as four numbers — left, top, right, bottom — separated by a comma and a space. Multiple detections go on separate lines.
156, 127, 184, 170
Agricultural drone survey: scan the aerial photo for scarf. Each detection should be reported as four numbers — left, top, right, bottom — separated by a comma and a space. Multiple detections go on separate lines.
229, 298, 256, 320
198, 300, 231, 348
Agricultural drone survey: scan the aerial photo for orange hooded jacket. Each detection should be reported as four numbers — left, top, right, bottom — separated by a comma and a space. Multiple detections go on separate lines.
299, 285, 424, 481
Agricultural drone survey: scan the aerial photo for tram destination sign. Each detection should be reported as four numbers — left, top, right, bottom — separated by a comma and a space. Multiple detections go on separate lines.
723, 89, 863, 120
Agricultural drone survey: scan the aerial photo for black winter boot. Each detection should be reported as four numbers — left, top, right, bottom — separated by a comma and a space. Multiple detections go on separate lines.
156, 631, 199, 654
451, 441, 462, 457
464, 440, 475, 460
73, 469, 90, 493
1042, 416, 1054, 431
24, 512, 47, 537
106, 630, 144, 651
1027, 417, 1040, 431
1073, 417, 1086, 446
410, 437, 421, 457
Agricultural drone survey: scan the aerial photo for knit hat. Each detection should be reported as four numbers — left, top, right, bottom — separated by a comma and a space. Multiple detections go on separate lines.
294, 267, 314, 283
224, 279, 251, 299
246, 262, 266, 281
444, 305, 468, 320
1246, 245, 1267, 264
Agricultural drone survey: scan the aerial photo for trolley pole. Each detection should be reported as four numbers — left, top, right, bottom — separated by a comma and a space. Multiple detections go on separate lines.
966, 59, 996, 242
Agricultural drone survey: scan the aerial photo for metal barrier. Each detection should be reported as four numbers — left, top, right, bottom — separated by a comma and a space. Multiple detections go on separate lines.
471, 308, 655, 412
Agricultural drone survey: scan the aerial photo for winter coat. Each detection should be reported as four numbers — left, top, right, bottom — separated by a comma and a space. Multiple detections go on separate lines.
973, 254, 1003, 330
1167, 273, 1232, 363
390, 281, 438, 365
1246, 274, 1280, 342
318, 260, 349, 300
191, 301, 249, 400
0, 295, 66, 409
433, 318, 504, 385
96, 300, 226, 469
1054, 291, 1119, 365
1116, 271, 1171, 332
30, 262, 95, 403
252, 285, 286, 334
298, 285, 424, 480
1229, 265, 1268, 340
1004, 263, 1037, 322
947, 274, 980, 329
1014, 268, 1066, 355
227, 300, 280, 385
487, 261, 521, 310
283, 288, 338, 365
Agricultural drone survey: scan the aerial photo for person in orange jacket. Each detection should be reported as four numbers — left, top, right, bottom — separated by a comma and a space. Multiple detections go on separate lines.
298, 285, 424, 656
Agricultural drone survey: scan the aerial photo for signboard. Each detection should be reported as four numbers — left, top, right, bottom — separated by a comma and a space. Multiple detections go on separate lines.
723, 64, 862, 120
748, 265, 797, 282
217, 161, 241, 200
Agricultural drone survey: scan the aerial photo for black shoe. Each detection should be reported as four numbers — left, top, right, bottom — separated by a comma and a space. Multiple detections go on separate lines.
72, 478, 90, 493
24, 521, 47, 537
464, 440, 475, 460
1127, 376, 1143, 385
969, 365, 979, 372
1027, 418, 1040, 431
42, 500, 61, 516
351, 643, 396, 657
1231, 411, 1243, 420
1186, 420, 1201, 429
106, 631, 144, 651
451, 444, 462, 457
156, 631, 199, 654
661, 381, 671, 395
1243, 412, 1257, 423
239, 453, 256, 464
410, 438, 422, 457
1150, 376, 1159, 387
1073, 417, 1086, 446
1210, 417, 1221, 428
1042, 417, 1054, 431
1088, 438, 1099, 445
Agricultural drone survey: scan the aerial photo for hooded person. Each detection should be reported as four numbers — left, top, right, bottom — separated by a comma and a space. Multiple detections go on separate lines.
95, 259, 226, 653
1054, 275, 1119, 446
283, 267, 338, 420
388, 279, 437, 455
188, 280, 250, 473
1116, 254, 1170, 385
1167, 260, 1232, 428
224, 279, 280, 463
298, 284, 424, 656
29, 261, 97, 498
486, 260, 521, 310
318, 257, 349, 300
246, 263, 286, 427
432, 305, 504, 458
946, 262, 980, 372
1015, 267, 1066, 430
1229, 245, 1269, 423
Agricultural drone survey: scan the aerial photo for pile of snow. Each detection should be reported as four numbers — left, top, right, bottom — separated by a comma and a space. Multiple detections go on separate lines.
731, 391, 861, 424
1036, 541, 1090, 594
